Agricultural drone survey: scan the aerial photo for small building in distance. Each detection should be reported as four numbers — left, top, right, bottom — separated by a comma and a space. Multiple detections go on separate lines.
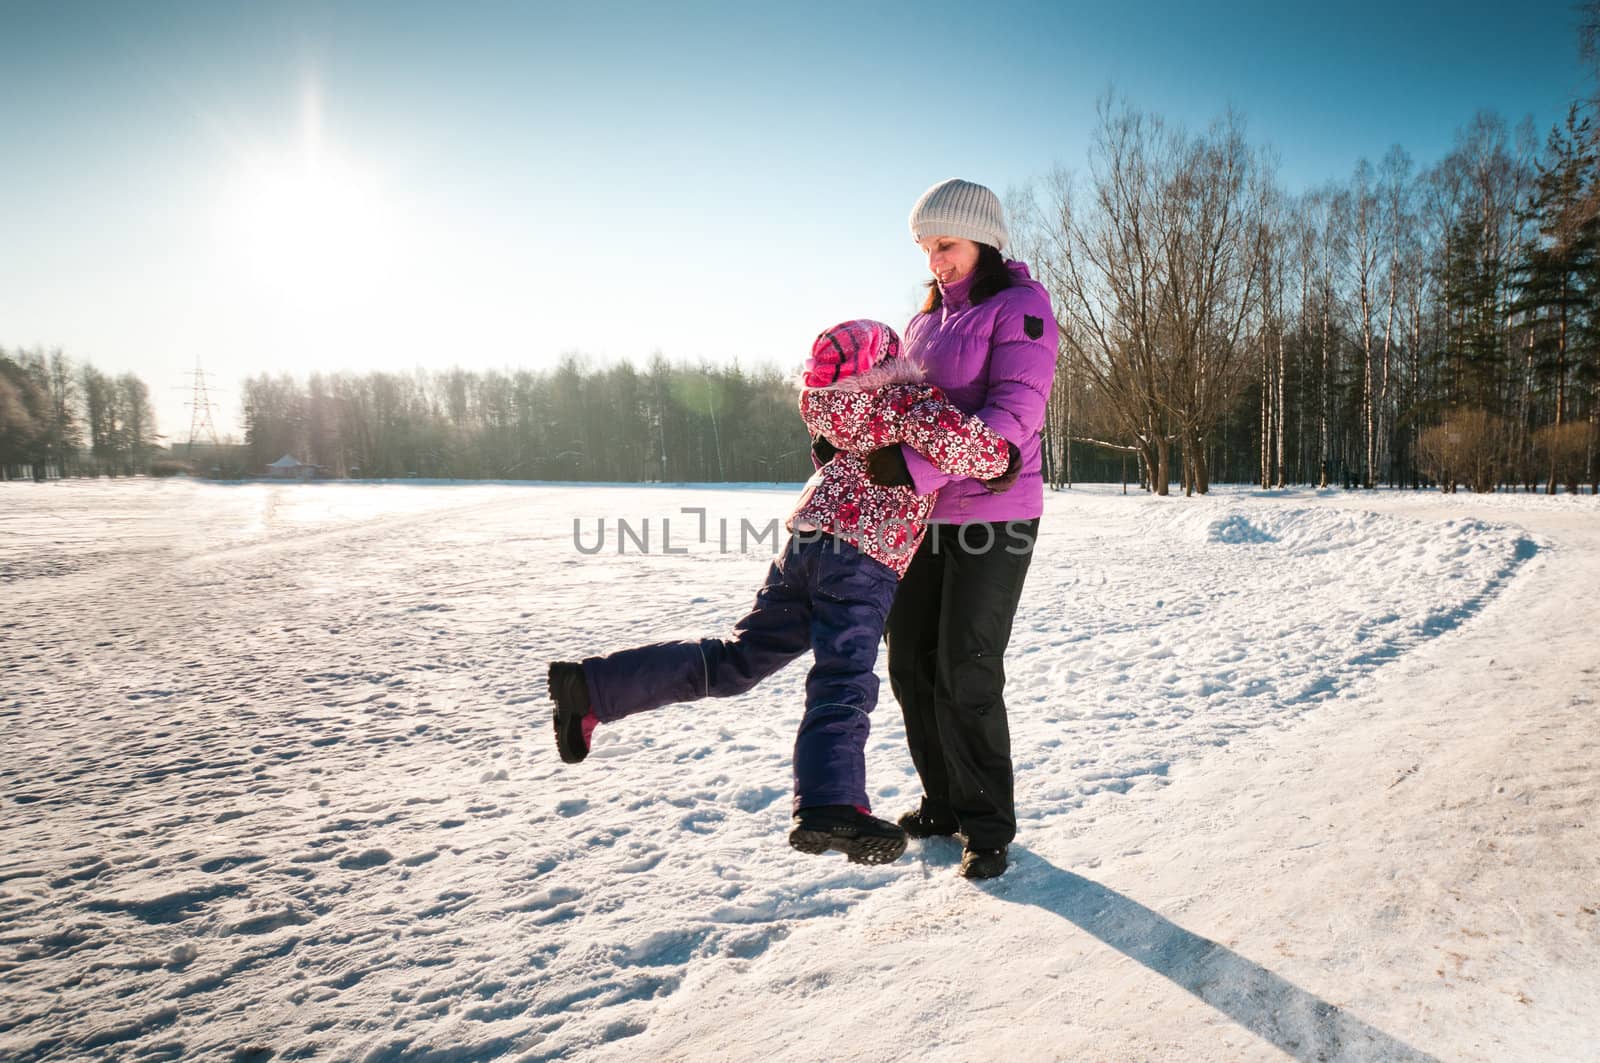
266, 454, 326, 480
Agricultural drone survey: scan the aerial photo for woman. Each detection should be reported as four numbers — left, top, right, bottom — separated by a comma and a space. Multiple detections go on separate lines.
869, 178, 1057, 880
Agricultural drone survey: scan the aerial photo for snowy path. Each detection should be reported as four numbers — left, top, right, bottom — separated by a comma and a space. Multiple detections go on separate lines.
1, 481, 1594, 1060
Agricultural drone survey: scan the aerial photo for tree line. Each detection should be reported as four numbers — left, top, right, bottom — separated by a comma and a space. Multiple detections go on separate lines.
0, 347, 160, 480
239, 356, 817, 482
1022, 103, 1598, 496
1018, 10, 1600, 495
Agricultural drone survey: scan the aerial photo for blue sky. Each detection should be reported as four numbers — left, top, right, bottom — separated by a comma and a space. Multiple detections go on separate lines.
0, 0, 1588, 441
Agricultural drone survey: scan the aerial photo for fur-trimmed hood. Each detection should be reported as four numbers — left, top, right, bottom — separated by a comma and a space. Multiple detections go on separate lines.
798, 357, 925, 394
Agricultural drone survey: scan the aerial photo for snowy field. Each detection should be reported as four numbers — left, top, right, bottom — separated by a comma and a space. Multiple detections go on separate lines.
2, 479, 1597, 1061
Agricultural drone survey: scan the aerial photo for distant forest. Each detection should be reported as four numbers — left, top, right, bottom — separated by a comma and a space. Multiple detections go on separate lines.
1018, 89, 1600, 496
238, 358, 817, 483
0, 348, 160, 479
5, 13, 1596, 492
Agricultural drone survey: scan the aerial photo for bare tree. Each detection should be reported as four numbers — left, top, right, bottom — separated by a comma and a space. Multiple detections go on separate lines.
1345, 160, 1381, 488
1028, 99, 1264, 495
1256, 176, 1290, 488
1030, 107, 1175, 492
115, 373, 157, 474
1378, 146, 1415, 486
1164, 112, 1265, 494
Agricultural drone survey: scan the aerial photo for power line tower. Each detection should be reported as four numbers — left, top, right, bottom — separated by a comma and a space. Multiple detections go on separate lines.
180, 361, 223, 456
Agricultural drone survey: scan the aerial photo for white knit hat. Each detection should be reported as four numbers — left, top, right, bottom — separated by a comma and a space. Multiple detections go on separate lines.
908, 178, 1008, 252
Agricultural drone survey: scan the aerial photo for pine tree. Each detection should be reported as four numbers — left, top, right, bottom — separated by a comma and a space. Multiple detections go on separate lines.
1509, 106, 1600, 492
1509, 107, 1599, 434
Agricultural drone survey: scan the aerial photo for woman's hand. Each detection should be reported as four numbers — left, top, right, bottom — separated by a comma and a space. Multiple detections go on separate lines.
865, 446, 913, 487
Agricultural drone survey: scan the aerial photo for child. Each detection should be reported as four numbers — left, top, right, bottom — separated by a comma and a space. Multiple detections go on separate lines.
547, 320, 1014, 865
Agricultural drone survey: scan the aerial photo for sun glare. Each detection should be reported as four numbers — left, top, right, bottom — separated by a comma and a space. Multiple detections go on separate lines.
225, 155, 392, 293
214, 85, 407, 361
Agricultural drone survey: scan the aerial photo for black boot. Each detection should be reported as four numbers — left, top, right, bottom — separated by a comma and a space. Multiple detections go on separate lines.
547, 662, 593, 764
896, 798, 958, 839
789, 805, 907, 865
958, 845, 1008, 880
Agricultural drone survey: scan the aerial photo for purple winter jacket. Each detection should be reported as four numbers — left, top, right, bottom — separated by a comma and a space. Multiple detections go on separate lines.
899, 260, 1058, 523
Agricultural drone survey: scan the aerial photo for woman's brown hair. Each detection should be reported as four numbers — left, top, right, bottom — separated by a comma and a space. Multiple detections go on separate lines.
919, 243, 1012, 314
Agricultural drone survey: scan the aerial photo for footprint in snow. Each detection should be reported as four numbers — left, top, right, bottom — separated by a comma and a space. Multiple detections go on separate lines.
732, 786, 784, 813
680, 809, 724, 833
616, 850, 664, 874
338, 848, 393, 870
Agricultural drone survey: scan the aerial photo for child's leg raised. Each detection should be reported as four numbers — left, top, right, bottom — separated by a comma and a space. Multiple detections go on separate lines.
550, 539, 816, 761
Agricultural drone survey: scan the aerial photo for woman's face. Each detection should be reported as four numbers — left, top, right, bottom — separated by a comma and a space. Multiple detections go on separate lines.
917, 235, 980, 286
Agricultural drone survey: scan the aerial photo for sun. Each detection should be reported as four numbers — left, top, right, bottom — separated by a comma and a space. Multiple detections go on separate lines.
215, 87, 401, 338
224, 154, 391, 294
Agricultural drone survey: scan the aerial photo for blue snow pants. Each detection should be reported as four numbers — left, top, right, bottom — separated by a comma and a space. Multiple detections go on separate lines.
580, 534, 899, 812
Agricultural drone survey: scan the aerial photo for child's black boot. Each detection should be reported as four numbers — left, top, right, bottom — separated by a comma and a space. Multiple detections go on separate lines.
789, 805, 907, 865
547, 662, 595, 764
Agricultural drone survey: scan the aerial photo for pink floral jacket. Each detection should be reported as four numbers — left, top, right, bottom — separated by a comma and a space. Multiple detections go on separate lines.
788, 358, 1011, 577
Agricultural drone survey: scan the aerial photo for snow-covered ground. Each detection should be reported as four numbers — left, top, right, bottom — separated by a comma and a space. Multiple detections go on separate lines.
2, 479, 1596, 1061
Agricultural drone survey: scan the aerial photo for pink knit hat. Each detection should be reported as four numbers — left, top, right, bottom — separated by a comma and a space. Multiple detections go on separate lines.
804, 319, 901, 388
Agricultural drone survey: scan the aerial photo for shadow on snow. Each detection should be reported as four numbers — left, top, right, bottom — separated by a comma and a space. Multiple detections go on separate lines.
988, 850, 1441, 1063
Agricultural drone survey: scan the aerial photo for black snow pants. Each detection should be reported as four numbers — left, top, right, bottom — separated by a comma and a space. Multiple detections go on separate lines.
885, 518, 1038, 850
